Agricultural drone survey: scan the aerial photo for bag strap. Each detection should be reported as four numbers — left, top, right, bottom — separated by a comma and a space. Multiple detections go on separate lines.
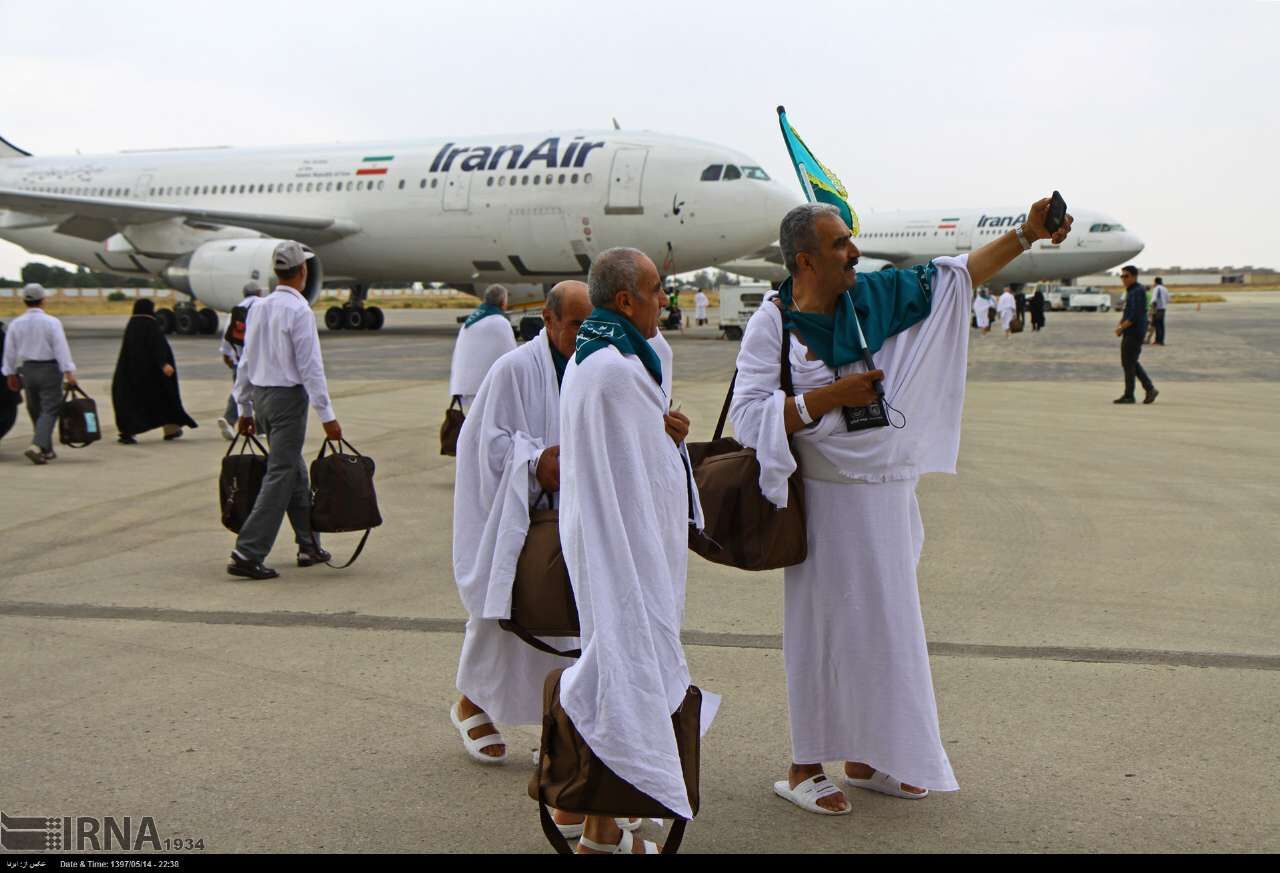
499, 619, 581, 659
224, 432, 269, 458
312, 528, 371, 570
450, 395, 463, 412
710, 301, 794, 442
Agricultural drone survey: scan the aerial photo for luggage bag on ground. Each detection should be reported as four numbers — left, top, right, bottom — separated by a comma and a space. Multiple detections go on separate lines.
219, 433, 269, 533
58, 384, 102, 448
309, 437, 382, 568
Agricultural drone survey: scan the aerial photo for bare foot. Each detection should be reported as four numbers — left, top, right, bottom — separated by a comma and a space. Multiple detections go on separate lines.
456, 695, 505, 758
578, 817, 657, 854
789, 763, 849, 813
845, 761, 925, 795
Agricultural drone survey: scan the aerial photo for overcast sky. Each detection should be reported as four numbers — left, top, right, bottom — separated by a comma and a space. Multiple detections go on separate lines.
1, 0, 1276, 280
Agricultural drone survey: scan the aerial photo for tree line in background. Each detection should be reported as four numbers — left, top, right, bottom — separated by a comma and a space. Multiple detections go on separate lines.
0, 263, 158, 288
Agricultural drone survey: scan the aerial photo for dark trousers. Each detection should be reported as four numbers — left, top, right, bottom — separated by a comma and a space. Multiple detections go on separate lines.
1153, 309, 1165, 344
233, 385, 316, 562
20, 361, 62, 452
1121, 334, 1154, 398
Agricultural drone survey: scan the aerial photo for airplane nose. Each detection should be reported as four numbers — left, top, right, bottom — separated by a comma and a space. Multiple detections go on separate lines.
765, 180, 805, 223
1124, 233, 1145, 260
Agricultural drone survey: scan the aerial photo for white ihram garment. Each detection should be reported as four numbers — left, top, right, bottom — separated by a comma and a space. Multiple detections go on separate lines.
729, 255, 972, 791
972, 295, 992, 329
448, 313, 517, 407
996, 291, 1016, 331
694, 292, 709, 321
558, 344, 699, 819
452, 330, 575, 725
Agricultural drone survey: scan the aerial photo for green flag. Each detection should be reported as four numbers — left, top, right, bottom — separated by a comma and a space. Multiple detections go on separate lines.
776, 106, 860, 236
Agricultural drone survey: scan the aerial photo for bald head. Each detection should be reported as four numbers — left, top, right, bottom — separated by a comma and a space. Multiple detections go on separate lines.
543, 280, 593, 358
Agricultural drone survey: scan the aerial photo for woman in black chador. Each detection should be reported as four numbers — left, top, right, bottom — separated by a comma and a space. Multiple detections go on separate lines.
111, 299, 198, 444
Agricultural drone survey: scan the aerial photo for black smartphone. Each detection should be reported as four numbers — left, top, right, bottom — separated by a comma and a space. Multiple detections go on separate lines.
1045, 190, 1067, 233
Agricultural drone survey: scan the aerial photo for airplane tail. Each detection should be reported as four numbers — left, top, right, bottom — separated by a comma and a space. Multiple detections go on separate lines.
0, 134, 31, 159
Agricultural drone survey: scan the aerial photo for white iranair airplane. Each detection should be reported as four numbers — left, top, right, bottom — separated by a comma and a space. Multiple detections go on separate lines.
719, 203, 1145, 287
0, 131, 798, 333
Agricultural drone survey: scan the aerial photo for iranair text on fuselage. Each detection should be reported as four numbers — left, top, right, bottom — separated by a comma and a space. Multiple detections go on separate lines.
429, 136, 606, 173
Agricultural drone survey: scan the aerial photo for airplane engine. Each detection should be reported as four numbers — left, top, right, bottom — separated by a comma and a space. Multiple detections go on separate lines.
162, 239, 324, 312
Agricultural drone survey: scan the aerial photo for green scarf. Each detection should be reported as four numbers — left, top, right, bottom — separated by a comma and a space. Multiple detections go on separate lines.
463, 303, 504, 328
776, 263, 937, 368
547, 334, 569, 387
574, 307, 663, 387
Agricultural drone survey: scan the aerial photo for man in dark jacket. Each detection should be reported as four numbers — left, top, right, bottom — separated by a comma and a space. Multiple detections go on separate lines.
0, 321, 20, 444
1114, 266, 1157, 404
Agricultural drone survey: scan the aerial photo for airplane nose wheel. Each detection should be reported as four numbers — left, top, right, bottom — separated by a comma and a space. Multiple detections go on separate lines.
325, 307, 346, 330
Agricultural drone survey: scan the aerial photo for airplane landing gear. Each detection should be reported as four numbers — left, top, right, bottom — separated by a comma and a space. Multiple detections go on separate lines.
157, 301, 218, 336
324, 283, 384, 331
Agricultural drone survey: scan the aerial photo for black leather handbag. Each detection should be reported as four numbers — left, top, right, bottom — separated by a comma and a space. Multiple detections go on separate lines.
219, 433, 269, 533
309, 438, 382, 568
58, 384, 102, 448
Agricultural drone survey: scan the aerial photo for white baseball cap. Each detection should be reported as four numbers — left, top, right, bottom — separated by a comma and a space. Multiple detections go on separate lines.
273, 240, 315, 270
21, 283, 46, 302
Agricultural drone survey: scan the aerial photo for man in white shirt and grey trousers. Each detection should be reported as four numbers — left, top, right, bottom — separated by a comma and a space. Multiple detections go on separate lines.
229, 241, 343, 580
1, 283, 78, 465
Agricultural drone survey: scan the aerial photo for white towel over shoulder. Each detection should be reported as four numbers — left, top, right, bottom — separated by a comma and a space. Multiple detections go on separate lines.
557, 345, 695, 819
449, 313, 517, 401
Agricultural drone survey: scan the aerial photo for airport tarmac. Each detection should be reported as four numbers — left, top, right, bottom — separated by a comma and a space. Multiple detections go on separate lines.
2, 300, 1277, 853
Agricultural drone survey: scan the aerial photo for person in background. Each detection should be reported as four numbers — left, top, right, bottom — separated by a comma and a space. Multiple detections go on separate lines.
1115, 265, 1158, 405
694, 289, 710, 326
1149, 276, 1169, 345
1029, 286, 1046, 332
228, 241, 342, 579
996, 286, 1017, 336
449, 284, 517, 411
1, 283, 77, 465
111, 299, 198, 444
972, 289, 993, 334
216, 281, 264, 440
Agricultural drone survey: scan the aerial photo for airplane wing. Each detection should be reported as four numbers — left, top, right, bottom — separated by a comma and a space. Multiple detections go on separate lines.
0, 187, 360, 246
736, 241, 913, 267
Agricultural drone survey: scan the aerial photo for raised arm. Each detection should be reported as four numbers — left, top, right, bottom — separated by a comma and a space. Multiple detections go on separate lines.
967, 197, 1074, 288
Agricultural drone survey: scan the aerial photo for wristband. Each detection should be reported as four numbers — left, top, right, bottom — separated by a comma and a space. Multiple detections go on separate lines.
794, 392, 814, 425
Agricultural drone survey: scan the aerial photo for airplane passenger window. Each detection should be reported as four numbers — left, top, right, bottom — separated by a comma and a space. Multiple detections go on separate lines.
510, 175, 517, 186
571, 173, 579, 183
377, 180, 384, 190
558, 174, 566, 184
584, 173, 593, 184
700, 164, 723, 181
347, 181, 354, 191
326, 182, 333, 191
486, 177, 493, 187
420, 179, 427, 188
398, 180, 405, 189
522, 175, 529, 185
533, 175, 540, 185
357, 181, 364, 191
723, 165, 742, 180
498, 177, 506, 186
431, 179, 439, 188
742, 166, 770, 180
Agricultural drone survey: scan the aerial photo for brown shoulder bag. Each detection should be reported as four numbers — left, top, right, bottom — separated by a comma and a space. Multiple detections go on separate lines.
499, 491, 581, 659
687, 311, 806, 571
529, 668, 701, 854
440, 395, 464, 456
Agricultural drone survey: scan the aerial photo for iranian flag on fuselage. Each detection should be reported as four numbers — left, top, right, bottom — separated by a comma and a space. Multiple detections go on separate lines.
357, 155, 393, 176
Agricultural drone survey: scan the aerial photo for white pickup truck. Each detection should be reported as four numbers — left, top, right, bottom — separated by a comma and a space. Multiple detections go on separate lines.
1067, 286, 1113, 312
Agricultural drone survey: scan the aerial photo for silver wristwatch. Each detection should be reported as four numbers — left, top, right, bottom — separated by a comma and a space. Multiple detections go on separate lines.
1015, 224, 1033, 252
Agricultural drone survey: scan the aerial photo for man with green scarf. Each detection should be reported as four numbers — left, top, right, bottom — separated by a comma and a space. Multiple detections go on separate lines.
556, 247, 704, 853
733, 198, 1072, 816
449, 284, 517, 410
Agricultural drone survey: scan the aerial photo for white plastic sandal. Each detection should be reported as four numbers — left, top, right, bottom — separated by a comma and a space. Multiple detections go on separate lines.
578, 829, 658, 854
555, 817, 642, 839
449, 702, 507, 765
842, 769, 929, 799
772, 773, 851, 815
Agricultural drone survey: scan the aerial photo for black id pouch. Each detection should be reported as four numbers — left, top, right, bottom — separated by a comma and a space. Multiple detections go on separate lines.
843, 396, 890, 431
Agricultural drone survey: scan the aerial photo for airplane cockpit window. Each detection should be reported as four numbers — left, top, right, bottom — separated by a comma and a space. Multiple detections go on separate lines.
742, 166, 770, 180
723, 165, 742, 180
1089, 223, 1127, 233
700, 164, 723, 181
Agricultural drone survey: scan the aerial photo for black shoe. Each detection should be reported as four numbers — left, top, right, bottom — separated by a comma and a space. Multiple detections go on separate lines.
227, 553, 279, 580
297, 545, 331, 567
118, 435, 137, 445
24, 445, 47, 465
163, 429, 183, 441
42, 449, 57, 461
1143, 388, 1159, 404
1113, 396, 1136, 404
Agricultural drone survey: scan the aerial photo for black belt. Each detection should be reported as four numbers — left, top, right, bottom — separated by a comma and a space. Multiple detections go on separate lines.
24, 359, 56, 364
